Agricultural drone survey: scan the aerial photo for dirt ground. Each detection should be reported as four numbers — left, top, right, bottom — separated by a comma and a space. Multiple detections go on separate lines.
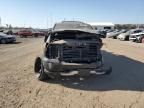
0, 37, 144, 108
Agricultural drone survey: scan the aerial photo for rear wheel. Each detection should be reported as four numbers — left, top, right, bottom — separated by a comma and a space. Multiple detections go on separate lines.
34, 57, 49, 81
125, 36, 129, 41
112, 36, 117, 39
20, 35, 24, 38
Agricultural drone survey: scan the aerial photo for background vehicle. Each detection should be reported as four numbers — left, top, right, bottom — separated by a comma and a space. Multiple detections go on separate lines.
18, 29, 45, 38
18, 30, 33, 38
12, 29, 20, 35
117, 29, 143, 41
0, 29, 4, 32
96, 30, 107, 38
107, 29, 127, 39
0, 33, 16, 44
129, 32, 144, 43
34, 21, 112, 81
31, 29, 45, 37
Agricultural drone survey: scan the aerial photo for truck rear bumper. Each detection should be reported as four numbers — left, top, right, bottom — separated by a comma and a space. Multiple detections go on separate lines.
42, 57, 112, 75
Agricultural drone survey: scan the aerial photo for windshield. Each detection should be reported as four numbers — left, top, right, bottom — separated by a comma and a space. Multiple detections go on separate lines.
53, 21, 93, 30
51, 31, 98, 41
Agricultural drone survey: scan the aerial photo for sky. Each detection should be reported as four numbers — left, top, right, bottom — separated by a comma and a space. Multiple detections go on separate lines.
0, 0, 144, 28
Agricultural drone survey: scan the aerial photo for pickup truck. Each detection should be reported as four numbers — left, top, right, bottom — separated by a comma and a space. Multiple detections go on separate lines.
18, 29, 45, 38
34, 21, 112, 81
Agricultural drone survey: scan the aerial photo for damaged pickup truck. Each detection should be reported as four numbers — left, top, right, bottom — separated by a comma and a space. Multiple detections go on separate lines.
34, 21, 112, 81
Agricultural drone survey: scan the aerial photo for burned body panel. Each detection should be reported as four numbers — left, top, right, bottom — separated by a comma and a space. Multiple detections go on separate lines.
34, 21, 112, 81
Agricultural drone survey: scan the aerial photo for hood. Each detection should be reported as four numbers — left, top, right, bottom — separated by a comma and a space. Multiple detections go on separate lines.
0, 33, 15, 38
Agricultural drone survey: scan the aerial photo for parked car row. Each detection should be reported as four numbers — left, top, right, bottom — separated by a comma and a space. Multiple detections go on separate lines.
106, 29, 144, 43
0, 29, 46, 38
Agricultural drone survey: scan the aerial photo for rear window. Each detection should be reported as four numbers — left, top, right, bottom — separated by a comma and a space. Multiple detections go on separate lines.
51, 31, 98, 41
53, 21, 93, 30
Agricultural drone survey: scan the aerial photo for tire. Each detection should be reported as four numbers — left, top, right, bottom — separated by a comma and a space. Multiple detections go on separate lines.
34, 34, 38, 37
112, 36, 117, 39
34, 57, 48, 81
141, 37, 144, 43
32, 34, 35, 38
21, 35, 27, 38
135, 39, 139, 43
1, 39, 6, 44
20, 35, 23, 38
125, 36, 129, 41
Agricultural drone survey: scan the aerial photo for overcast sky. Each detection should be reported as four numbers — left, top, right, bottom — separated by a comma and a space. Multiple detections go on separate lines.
0, 0, 144, 28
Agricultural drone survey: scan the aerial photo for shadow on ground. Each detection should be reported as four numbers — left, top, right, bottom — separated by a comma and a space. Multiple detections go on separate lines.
6, 42, 22, 44
45, 50, 144, 91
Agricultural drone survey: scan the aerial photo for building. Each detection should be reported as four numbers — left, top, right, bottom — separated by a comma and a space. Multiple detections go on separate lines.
87, 22, 114, 30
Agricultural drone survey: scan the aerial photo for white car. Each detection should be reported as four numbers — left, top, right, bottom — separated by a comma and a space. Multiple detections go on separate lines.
0, 33, 16, 44
107, 29, 127, 39
117, 29, 143, 41
129, 32, 144, 43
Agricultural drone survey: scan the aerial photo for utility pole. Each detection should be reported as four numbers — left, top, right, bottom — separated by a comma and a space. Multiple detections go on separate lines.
0, 17, 1, 26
